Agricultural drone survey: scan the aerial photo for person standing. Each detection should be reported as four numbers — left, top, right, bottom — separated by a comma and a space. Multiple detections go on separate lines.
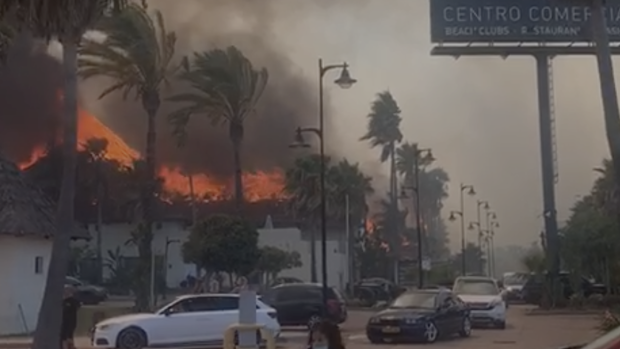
61, 285, 81, 349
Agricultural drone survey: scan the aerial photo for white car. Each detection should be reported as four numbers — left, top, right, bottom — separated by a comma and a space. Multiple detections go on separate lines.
92, 293, 281, 349
452, 276, 506, 329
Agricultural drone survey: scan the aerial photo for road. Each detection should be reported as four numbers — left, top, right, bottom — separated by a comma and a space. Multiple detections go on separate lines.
0, 306, 602, 349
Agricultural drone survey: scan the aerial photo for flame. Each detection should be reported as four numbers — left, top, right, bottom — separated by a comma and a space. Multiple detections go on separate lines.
21, 108, 286, 202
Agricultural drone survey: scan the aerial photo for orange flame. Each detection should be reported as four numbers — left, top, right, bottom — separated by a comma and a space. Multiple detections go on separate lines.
21, 108, 286, 202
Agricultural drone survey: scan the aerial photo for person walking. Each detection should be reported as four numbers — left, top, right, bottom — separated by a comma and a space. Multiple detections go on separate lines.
61, 285, 81, 349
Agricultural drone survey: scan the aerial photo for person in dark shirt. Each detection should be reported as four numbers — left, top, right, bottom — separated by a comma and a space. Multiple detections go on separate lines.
61, 285, 80, 349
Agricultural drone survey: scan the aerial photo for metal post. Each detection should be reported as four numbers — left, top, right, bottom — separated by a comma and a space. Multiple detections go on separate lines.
318, 58, 329, 310
476, 203, 482, 274
459, 189, 466, 275
535, 54, 560, 276
414, 152, 424, 288
150, 241, 156, 310
485, 213, 491, 276
345, 194, 351, 292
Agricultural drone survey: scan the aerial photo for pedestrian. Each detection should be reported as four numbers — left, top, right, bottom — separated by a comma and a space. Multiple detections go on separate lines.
61, 285, 81, 349
307, 319, 345, 349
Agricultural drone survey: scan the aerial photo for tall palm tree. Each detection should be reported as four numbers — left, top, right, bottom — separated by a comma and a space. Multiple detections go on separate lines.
572, 0, 620, 228
0, 2, 137, 348
360, 91, 403, 261
78, 2, 177, 310
283, 154, 328, 282
168, 46, 269, 214
82, 138, 108, 283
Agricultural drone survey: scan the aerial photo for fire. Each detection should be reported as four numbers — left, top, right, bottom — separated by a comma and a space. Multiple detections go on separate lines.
22, 108, 286, 202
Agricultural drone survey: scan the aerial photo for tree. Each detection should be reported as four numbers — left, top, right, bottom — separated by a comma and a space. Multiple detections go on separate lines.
169, 46, 269, 214
78, 2, 177, 311
256, 246, 302, 284
356, 224, 391, 279
451, 243, 485, 276
181, 215, 261, 285
82, 138, 108, 283
360, 91, 403, 262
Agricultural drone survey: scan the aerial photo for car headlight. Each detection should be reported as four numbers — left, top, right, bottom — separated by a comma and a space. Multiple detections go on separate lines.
490, 299, 503, 308
369, 317, 381, 324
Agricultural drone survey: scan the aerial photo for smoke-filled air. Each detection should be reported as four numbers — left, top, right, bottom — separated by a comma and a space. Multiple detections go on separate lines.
0, 0, 613, 248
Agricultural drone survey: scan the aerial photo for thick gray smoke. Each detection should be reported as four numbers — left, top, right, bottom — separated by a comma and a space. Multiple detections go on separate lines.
80, 0, 322, 180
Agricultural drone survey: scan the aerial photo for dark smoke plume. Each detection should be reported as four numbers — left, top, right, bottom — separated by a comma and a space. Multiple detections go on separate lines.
0, 0, 324, 181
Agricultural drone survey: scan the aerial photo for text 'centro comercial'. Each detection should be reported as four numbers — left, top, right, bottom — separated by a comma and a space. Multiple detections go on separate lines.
442, 6, 620, 23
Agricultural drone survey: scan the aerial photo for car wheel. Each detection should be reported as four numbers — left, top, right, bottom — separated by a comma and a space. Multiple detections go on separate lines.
459, 317, 472, 337
116, 326, 147, 349
307, 314, 322, 329
496, 321, 506, 330
423, 321, 439, 343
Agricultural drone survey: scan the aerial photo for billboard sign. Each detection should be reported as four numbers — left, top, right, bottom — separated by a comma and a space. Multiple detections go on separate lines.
430, 0, 620, 43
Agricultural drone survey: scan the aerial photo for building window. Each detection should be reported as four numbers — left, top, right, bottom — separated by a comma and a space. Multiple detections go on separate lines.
35, 256, 44, 274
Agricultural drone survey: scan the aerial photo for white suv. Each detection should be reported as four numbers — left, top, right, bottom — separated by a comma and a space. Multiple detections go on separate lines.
453, 276, 506, 329
91, 294, 281, 349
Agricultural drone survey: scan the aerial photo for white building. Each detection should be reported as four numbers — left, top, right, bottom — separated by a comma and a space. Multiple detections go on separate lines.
0, 157, 88, 335
77, 214, 351, 292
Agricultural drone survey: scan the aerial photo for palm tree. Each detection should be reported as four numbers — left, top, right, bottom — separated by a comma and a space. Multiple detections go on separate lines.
168, 46, 269, 214
82, 138, 108, 283
361, 91, 403, 262
0, 2, 136, 348
78, 2, 177, 310
283, 154, 328, 282
572, 0, 620, 229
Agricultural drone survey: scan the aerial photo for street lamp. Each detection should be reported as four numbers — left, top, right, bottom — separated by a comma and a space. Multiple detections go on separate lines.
399, 146, 434, 288
488, 221, 499, 277
449, 183, 475, 275
484, 209, 497, 276
290, 59, 356, 309
476, 200, 489, 274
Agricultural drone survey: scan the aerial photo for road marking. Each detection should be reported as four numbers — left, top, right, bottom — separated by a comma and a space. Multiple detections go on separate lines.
346, 333, 367, 341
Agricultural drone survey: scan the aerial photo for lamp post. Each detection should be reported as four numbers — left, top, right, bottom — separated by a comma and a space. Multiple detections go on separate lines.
488, 221, 499, 277
290, 59, 356, 308
484, 209, 497, 276
476, 200, 489, 273
400, 146, 434, 288
449, 183, 475, 275
162, 237, 180, 300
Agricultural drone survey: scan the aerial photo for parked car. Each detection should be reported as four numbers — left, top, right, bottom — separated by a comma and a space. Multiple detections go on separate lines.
452, 276, 507, 329
260, 283, 347, 328
66, 276, 108, 305
502, 272, 528, 302
354, 278, 405, 306
521, 271, 607, 305
366, 288, 471, 344
91, 293, 280, 349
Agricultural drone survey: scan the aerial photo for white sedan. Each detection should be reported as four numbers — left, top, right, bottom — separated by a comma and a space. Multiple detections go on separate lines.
91, 293, 281, 349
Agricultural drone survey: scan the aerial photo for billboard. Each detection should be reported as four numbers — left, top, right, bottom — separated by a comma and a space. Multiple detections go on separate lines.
430, 0, 620, 43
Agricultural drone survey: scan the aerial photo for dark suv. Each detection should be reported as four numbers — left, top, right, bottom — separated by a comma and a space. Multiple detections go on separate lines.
260, 283, 347, 327
521, 272, 606, 304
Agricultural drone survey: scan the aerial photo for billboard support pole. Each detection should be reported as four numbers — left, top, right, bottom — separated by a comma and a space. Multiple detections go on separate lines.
534, 54, 560, 278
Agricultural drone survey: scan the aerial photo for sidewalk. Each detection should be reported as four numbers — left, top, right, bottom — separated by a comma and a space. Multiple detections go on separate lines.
0, 336, 90, 349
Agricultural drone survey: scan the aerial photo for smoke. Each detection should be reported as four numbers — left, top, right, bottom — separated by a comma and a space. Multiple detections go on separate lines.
80, 0, 323, 181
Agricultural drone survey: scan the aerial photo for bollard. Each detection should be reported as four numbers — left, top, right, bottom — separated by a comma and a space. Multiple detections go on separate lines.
223, 324, 276, 349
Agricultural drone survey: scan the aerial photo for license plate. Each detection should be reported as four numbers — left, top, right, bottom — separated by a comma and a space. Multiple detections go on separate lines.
382, 326, 400, 333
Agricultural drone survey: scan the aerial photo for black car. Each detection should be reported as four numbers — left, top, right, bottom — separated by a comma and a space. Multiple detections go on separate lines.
260, 283, 347, 327
366, 288, 471, 344
65, 276, 108, 305
521, 272, 606, 305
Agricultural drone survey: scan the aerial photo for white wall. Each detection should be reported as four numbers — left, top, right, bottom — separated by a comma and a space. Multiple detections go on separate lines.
80, 222, 349, 291
0, 236, 52, 335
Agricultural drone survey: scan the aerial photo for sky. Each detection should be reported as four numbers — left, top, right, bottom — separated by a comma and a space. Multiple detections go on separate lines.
77, 0, 612, 251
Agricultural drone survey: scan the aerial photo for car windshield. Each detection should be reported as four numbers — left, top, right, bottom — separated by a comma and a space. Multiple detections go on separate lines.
503, 273, 527, 286
453, 280, 499, 295
389, 292, 436, 309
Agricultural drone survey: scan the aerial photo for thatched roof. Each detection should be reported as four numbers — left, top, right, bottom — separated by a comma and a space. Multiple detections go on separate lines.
0, 156, 89, 239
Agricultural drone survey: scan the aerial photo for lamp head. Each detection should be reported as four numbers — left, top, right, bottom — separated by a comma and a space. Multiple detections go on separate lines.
491, 212, 497, 219
334, 63, 356, 89
289, 127, 310, 149
448, 212, 456, 222
493, 222, 500, 228
467, 222, 475, 230
424, 150, 435, 162
467, 187, 476, 196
